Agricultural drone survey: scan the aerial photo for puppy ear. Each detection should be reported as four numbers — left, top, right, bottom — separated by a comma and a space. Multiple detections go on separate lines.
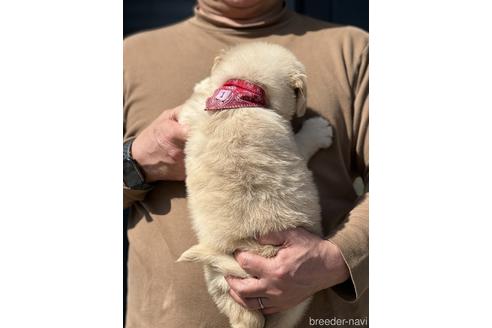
211, 48, 227, 72
291, 73, 307, 117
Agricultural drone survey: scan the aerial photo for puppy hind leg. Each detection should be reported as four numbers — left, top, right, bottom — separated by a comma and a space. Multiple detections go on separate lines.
255, 244, 279, 258
228, 304, 265, 328
205, 268, 265, 328
239, 242, 280, 259
264, 297, 312, 328
221, 296, 265, 328
236, 238, 280, 258
294, 117, 333, 161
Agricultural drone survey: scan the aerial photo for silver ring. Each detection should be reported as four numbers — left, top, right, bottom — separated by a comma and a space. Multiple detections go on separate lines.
257, 297, 265, 310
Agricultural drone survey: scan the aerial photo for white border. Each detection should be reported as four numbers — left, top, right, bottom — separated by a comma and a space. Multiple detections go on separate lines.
371, 1, 492, 327
0, 1, 122, 327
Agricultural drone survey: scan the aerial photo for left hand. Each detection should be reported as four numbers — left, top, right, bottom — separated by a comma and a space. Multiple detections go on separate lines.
225, 227, 350, 314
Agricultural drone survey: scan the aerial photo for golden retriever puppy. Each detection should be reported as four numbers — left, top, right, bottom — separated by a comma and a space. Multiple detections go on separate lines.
178, 42, 333, 328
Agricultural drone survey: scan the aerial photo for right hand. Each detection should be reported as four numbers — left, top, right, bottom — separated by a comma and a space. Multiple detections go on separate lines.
131, 106, 188, 182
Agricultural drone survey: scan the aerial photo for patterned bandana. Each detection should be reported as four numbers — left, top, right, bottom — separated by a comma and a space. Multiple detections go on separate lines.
204, 79, 267, 111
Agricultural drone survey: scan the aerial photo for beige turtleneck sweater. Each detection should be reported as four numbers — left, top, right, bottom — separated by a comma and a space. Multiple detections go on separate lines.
124, 5, 368, 328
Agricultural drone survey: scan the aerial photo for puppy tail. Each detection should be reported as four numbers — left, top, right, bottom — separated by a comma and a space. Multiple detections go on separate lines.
177, 244, 212, 263
177, 244, 248, 278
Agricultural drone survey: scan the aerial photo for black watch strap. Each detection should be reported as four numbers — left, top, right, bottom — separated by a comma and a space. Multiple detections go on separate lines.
123, 138, 153, 190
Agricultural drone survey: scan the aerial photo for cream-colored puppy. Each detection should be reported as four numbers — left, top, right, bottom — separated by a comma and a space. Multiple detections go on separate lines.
178, 42, 333, 328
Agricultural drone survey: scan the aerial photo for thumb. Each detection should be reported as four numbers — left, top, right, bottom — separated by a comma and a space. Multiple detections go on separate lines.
166, 105, 182, 121
257, 230, 288, 246
165, 119, 189, 144
166, 106, 189, 139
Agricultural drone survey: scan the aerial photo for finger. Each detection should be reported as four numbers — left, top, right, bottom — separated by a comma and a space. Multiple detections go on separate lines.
226, 276, 267, 298
257, 230, 289, 246
159, 107, 188, 135
228, 289, 250, 309
229, 289, 268, 310
169, 120, 189, 143
235, 250, 270, 277
262, 307, 281, 315
165, 106, 182, 121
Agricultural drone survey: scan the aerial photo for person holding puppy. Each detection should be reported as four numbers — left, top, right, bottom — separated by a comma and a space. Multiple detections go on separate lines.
124, 0, 368, 327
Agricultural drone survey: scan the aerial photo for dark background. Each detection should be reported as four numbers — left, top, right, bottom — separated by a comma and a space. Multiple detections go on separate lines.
123, 0, 368, 324
124, 0, 368, 38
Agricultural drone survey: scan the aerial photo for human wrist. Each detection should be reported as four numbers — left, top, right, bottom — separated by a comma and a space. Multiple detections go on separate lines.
123, 138, 154, 189
131, 129, 186, 183
318, 239, 350, 289
130, 135, 159, 183
130, 136, 147, 172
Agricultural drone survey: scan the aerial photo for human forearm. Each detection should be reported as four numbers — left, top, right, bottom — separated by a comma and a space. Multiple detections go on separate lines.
327, 193, 369, 301
123, 106, 188, 208
131, 106, 187, 183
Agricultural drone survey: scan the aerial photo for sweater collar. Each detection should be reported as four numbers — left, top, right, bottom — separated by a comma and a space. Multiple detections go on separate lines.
191, 3, 293, 34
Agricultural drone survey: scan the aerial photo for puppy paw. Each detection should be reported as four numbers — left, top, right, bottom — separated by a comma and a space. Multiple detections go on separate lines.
302, 117, 333, 149
255, 245, 279, 258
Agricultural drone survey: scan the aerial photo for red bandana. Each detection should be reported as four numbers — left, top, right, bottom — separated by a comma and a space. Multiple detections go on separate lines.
205, 79, 267, 111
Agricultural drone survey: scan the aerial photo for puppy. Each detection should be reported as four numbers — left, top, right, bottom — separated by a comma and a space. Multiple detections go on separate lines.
178, 42, 333, 328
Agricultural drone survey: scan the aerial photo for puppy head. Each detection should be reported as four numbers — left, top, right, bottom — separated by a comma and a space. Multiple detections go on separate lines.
210, 42, 307, 120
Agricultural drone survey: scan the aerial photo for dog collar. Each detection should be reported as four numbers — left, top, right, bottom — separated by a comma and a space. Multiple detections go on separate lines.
205, 79, 267, 111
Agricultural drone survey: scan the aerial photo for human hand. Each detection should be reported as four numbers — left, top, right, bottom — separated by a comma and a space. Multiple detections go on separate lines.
225, 228, 350, 314
131, 106, 188, 182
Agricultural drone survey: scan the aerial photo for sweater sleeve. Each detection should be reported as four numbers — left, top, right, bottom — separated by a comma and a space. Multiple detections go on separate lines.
123, 135, 152, 209
123, 57, 151, 208
328, 42, 369, 301
124, 186, 150, 209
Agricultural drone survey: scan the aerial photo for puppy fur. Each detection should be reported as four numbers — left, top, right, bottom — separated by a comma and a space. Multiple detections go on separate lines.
178, 42, 333, 328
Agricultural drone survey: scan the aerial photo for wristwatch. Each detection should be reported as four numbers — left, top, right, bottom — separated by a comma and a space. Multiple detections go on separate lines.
123, 138, 153, 190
